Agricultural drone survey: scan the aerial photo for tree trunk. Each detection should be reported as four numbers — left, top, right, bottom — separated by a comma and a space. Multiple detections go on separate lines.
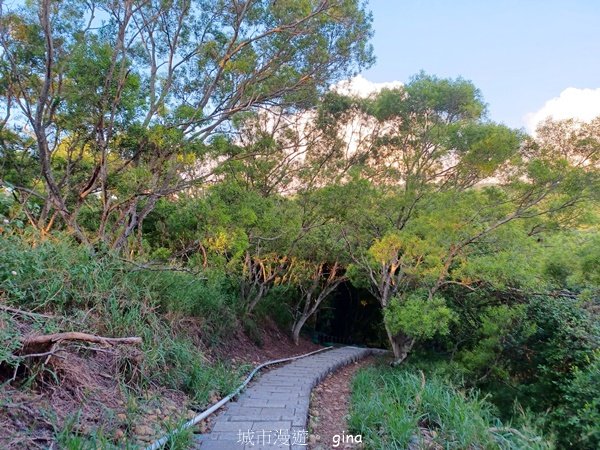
247, 284, 267, 313
384, 322, 415, 366
291, 315, 309, 345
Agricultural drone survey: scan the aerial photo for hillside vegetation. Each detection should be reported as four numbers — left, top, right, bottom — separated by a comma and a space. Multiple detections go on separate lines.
1, 1, 599, 448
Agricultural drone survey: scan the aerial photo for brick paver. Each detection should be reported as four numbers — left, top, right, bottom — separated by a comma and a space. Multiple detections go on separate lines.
196, 346, 373, 449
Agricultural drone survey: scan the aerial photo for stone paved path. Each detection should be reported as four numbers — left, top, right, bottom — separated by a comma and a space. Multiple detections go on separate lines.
196, 346, 373, 449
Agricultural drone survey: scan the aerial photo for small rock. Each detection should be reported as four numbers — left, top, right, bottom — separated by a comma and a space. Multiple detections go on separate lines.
197, 421, 208, 433
114, 429, 125, 440
76, 425, 90, 434
135, 425, 154, 436
117, 413, 127, 421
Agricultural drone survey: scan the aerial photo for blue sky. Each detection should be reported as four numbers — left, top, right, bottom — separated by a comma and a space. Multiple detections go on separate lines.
362, 0, 600, 130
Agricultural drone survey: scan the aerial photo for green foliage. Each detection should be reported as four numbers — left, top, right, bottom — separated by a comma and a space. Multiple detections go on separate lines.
349, 364, 551, 450
444, 292, 599, 449
0, 0, 374, 248
161, 418, 195, 450
0, 312, 21, 369
54, 410, 196, 450
0, 187, 31, 229
541, 231, 600, 289
385, 293, 457, 340
552, 354, 600, 449
156, 339, 245, 405
508, 296, 600, 412
242, 316, 264, 347
0, 233, 243, 407
450, 122, 524, 177
55, 412, 116, 450
458, 304, 528, 379
1, 22, 598, 446
254, 284, 296, 329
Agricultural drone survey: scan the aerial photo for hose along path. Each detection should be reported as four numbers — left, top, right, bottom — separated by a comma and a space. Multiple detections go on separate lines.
144, 346, 333, 450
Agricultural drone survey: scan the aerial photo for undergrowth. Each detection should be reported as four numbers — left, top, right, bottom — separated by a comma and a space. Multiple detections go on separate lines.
54, 411, 193, 450
0, 232, 249, 446
349, 362, 553, 450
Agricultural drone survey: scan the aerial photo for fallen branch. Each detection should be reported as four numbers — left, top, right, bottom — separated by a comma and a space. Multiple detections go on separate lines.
21, 332, 142, 348
0, 303, 55, 319
18, 349, 66, 359
6, 333, 142, 384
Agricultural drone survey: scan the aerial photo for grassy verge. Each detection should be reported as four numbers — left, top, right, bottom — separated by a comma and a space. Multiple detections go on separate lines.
0, 232, 248, 447
348, 362, 553, 450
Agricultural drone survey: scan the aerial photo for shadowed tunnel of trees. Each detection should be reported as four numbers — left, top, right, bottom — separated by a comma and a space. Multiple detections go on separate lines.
312, 282, 386, 347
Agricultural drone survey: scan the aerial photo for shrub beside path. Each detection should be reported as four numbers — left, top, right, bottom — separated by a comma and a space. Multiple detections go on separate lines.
196, 346, 376, 449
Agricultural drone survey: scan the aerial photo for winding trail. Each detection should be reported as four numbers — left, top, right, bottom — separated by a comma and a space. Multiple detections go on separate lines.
196, 346, 374, 449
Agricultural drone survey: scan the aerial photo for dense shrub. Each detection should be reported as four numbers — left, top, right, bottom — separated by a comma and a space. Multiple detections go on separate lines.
551, 355, 600, 449
349, 364, 551, 450
431, 291, 600, 449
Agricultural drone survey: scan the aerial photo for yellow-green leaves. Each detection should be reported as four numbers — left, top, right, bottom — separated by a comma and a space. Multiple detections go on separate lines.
368, 233, 403, 266
384, 292, 457, 340
367, 231, 444, 283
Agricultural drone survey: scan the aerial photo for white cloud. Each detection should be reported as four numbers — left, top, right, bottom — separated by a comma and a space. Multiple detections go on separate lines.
331, 75, 403, 98
524, 87, 600, 133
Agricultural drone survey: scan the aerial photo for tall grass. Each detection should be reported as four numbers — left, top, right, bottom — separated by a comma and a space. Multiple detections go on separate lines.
349, 364, 553, 450
0, 232, 244, 405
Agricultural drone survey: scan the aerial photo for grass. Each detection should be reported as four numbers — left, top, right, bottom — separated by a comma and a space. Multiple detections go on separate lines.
54, 412, 195, 450
160, 418, 196, 450
0, 232, 250, 446
0, 233, 243, 400
348, 362, 553, 450
55, 412, 119, 450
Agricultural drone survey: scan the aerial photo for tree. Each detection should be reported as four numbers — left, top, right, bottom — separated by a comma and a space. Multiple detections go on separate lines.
330, 75, 599, 363
0, 0, 374, 250
287, 219, 349, 344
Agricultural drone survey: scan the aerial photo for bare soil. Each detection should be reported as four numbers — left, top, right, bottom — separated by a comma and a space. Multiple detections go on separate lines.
216, 318, 322, 365
308, 356, 374, 450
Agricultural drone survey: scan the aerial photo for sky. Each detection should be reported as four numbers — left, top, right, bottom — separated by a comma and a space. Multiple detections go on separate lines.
359, 0, 600, 132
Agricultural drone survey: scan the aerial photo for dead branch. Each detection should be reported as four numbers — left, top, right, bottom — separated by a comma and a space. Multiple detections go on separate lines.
21, 332, 142, 348
19, 349, 66, 359
0, 303, 56, 319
